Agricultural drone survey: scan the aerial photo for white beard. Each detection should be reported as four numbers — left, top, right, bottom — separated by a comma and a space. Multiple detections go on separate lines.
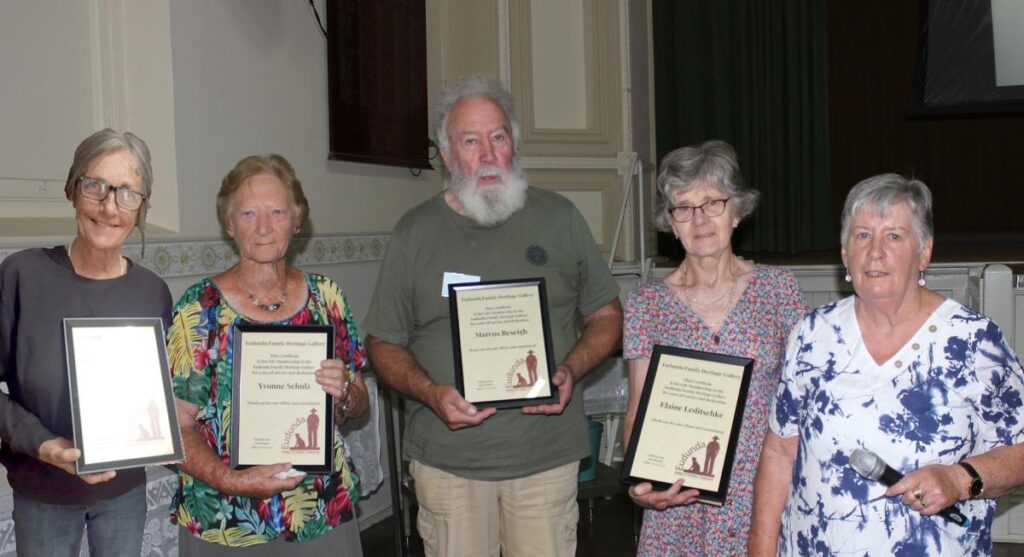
447, 160, 528, 227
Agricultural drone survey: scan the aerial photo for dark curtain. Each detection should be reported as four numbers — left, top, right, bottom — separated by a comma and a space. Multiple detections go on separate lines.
653, 0, 832, 254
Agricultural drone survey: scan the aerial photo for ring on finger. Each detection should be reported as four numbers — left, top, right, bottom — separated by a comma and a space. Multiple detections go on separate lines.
913, 488, 928, 507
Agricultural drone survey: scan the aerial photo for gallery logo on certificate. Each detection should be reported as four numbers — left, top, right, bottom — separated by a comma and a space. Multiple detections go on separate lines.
675, 434, 722, 479
280, 408, 322, 452
504, 348, 540, 391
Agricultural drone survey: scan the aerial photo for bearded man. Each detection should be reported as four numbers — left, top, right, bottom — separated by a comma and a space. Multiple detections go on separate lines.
363, 75, 623, 557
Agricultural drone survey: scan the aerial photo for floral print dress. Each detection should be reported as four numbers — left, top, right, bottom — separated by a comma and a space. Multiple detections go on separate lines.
624, 265, 808, 556
166, 273, 366, 547
771, 296, 1024, 556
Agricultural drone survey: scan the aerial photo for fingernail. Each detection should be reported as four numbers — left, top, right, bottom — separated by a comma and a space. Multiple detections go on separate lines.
468, 405, 478, 415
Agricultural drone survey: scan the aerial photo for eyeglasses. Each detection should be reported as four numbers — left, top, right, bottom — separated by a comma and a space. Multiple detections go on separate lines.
669, 198, 730, 223
77, 176, 146, 211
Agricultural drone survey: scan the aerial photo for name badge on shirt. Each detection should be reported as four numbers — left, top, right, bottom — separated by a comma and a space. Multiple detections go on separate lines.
441, 272, 481, 297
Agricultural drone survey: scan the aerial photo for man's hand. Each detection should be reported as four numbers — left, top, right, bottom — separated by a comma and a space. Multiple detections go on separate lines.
522, 364, 574, 415
521, 298, 622, 416
38, 437, 116, 484
428, 384, 496, 430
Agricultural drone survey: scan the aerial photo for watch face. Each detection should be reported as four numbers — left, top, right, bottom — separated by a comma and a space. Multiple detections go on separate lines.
961, 462, 984, 498
970, 478, 984, 498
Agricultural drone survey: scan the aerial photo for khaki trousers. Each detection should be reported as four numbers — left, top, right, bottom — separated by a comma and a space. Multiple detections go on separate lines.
410, 459, 580, 557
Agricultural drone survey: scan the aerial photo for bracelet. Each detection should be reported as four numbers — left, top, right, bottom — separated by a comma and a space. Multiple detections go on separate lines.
337, 398, 352, 418
340, 374, 356, 399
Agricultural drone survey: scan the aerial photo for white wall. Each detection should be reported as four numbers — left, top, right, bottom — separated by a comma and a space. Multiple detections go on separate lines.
167, 0, 439, 239
0, 0, 440, 244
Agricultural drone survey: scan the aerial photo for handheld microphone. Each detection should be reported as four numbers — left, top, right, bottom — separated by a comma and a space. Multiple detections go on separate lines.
849, 448, 970, 527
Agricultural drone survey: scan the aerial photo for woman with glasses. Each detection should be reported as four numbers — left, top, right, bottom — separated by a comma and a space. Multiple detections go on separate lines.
622, 140, 808, 555
0, 128, 171, 556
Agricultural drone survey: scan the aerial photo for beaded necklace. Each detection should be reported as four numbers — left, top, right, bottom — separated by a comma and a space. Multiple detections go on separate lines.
236, 271, 288, 313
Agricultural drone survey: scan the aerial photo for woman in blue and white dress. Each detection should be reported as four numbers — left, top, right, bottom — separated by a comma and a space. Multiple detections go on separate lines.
748, 174, 1024, 556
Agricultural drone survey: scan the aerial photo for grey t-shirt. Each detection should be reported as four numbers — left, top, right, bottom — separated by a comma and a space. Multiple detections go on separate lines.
0, 247, 172, 504
364, 188, 619, 480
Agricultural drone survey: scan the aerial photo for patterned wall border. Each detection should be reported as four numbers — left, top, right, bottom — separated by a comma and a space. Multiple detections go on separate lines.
0, 233, 390, 278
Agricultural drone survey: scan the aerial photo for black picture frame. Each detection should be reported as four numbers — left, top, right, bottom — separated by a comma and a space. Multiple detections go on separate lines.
62, 317, 183, 474
230, 323, 334, 474
449, 278, 559, 409
621, 345, 754, 506
908, 0, 1024, 117
326, 0, 431, 169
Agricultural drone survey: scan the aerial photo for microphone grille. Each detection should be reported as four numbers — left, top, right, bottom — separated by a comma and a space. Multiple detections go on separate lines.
849, 449, 884, 480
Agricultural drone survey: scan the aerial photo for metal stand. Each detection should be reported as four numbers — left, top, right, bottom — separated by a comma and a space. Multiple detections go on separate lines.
382, 387, 415, 555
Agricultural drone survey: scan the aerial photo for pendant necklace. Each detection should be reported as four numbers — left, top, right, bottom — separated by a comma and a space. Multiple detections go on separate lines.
680, 259, 738, 310
680, 258, 740, 330
237, 270, 288, 312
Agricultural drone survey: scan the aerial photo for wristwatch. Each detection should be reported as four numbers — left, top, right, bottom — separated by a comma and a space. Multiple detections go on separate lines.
958, 461, 984, 499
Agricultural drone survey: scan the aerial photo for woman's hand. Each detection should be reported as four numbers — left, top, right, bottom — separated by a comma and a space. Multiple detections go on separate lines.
37, 437, 116, 484
317, 359, 369, 424
315, 359, 350, 397
176, 397, 306, 498
886, 463, 966, 516
628, 480, 700, 510
224, 463, 306, 499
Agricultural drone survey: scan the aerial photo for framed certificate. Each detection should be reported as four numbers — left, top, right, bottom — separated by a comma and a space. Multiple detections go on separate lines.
230, 324, 334, 474
448, 278, 558, 409
63, 318, 184, 474
621, 345, 753, 506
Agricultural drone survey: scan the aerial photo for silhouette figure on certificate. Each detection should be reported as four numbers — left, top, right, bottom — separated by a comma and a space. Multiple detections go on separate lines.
307, 408, 320, 449
292, 433, 308, 449
687, 457, 702, 473
136, 399, 163, 441
147, 399, 162, 439
514, 372, 530, 388
703, 435, 720, 476
525, 350, 538, 386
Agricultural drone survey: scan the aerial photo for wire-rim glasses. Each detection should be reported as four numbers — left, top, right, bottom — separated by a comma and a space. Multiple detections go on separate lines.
668, 198, 730, 223
77, 176, 146, 211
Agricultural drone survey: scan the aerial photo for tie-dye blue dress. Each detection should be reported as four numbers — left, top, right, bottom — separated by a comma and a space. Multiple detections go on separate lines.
771, 296, 1024, 556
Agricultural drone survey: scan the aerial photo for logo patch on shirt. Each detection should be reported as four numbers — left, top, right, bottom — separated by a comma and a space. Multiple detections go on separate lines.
525, 245, 548, 267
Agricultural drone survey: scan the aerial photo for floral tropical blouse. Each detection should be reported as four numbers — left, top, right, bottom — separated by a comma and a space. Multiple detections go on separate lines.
167, 273, 366, 546
771, 296, 1024, 556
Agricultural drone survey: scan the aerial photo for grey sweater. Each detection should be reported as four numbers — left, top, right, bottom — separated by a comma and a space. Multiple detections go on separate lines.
0, 247, 171, 504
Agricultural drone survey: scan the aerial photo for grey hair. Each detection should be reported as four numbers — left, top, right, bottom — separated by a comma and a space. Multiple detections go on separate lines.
653, 140, 760, 231
840, 173, 933, 249
433, 74, 520, 159
64, 128, 154, 255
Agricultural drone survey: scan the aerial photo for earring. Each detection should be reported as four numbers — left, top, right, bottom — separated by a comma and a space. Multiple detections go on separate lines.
918, 271, 926, 287
844, 269, 852, 283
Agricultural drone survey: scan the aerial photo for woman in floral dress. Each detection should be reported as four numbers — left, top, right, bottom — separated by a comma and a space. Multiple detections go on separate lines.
624, 140, 808, 555
166, 155, 369, 555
